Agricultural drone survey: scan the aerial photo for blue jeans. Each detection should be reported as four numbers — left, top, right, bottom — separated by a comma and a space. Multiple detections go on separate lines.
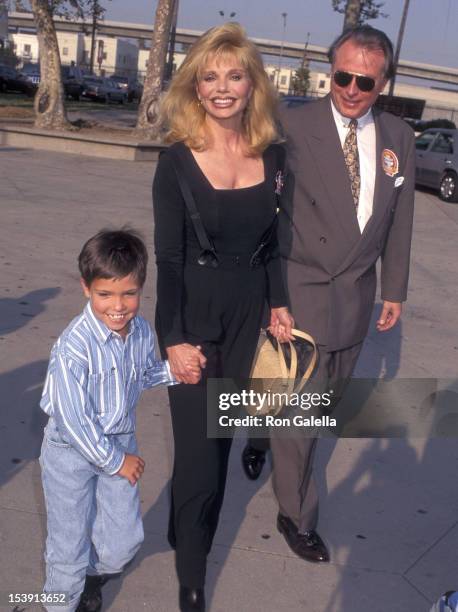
39, 418, 144, 612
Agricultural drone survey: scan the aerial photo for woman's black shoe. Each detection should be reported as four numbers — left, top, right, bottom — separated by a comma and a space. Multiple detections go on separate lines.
241, 444, 266, 480
179, 586, 205, 611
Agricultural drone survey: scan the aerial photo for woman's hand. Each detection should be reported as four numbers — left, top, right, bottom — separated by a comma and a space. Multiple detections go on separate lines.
166, 343, 207, 384
269, 307, 295, 343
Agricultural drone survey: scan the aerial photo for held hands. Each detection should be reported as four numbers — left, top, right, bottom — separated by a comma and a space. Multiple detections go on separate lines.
166, 343, 207, 384
377, 301, 402, 332
269, 307, 295, 343
117, 453, 145, 486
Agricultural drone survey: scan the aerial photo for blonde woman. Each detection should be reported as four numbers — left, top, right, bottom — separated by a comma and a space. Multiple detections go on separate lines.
153, 23, 293, 611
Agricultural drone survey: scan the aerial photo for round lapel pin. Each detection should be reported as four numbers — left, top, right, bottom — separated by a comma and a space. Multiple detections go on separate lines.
382, 148, 399, 177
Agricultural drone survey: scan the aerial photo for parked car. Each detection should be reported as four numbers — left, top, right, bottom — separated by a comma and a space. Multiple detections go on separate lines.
19, 62, 41, 87
280, 95, 316, 108
109, 74, 143, 102
0, 63, 35, 96
415, 128, 458, 202
82, 76, 128, 104
61, 64, 85, 100
19, 63, 85, 100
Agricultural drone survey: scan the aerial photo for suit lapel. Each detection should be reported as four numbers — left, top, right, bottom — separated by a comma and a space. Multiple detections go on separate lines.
363, 109, 396, 236
304, 96, 361, 244
334, 109, 397, 275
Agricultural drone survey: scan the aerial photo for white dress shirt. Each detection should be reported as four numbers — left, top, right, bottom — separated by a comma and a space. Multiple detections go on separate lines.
331, 100, 376, 233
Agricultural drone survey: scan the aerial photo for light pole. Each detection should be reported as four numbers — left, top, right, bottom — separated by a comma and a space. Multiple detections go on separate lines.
218, 10, 236, 21
276, 12, 287, 91
388, 0, 410, 97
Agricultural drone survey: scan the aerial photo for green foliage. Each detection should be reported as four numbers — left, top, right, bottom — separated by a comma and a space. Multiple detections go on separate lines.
331, 0, 388, 24
10, 0, 110, 18
291, 66, 310, 96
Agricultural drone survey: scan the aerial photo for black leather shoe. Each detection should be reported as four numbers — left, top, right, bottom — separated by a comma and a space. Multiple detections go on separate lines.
277, 513, 330, 563
76, 575, 108, 612
179, 586, 205, 611
242, 444, 266, 480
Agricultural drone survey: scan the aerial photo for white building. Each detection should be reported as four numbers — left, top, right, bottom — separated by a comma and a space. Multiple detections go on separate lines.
9, 32, 39, 65
83, 35, 138, 77
265, 64, 293, 95
9, 30, 138, 77
138, 48, 185, 81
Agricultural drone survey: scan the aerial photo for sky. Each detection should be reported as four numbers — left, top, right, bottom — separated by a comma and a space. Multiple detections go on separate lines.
102, 0, 458, 70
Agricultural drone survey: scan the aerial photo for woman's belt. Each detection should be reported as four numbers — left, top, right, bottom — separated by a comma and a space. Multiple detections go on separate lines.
185, 247, 265, 270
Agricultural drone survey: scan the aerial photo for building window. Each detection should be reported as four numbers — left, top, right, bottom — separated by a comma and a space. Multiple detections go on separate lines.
63, 47, 69, 56
319, 79, 325, 88
280, 75, 287, 86
145, 59, 148, 67
24, 44, 31, 55
269, 73, 275, 82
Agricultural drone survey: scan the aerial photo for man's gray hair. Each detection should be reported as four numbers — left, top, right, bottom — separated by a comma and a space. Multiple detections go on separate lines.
328, 25, 395, 80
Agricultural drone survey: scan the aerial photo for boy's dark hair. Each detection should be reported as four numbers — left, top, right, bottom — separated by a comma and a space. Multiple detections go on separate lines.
78, 228, 148, 287
328, 25, 395, 80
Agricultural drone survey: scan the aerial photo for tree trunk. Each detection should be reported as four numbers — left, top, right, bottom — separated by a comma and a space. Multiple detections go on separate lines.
136, 0, 175, 139
30, 0, 71, 130
343, 0, 362, 30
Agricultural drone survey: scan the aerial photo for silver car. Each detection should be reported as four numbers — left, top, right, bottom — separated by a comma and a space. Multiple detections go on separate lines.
415, 128, 458, 202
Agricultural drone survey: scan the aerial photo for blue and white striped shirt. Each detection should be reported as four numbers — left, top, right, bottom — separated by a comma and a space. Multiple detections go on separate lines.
40, 302, 174, 474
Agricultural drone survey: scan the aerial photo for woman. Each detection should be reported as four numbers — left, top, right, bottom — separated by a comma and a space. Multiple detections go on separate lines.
153, 22, 293, 611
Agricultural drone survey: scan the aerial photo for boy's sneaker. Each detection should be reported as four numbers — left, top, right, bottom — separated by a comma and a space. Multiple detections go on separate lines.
76, 574, 108, 612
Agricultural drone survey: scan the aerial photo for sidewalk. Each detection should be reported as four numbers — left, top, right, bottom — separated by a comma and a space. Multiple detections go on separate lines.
1, 146, 458, 612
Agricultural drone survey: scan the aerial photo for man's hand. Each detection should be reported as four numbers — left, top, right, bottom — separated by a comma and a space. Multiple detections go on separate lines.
117, 453, 145, 486
269, 307, 295, 342
377, 301, 402, 332
166, 343, 207, 384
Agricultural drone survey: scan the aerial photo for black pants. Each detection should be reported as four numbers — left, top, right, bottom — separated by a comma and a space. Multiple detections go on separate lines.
165, 263, 266, 587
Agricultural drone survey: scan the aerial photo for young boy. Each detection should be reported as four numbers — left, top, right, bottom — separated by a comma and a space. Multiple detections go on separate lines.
39, 229, 202, 612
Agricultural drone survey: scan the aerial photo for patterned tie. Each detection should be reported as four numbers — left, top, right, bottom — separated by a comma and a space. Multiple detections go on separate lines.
343, 119, 360, 209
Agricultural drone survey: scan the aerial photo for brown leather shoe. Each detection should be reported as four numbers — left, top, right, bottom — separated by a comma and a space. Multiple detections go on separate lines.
277, 513, 330, 563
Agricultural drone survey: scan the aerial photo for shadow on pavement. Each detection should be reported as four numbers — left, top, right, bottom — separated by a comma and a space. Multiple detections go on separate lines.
0, 360, 49, 488
0, 287, 61, 336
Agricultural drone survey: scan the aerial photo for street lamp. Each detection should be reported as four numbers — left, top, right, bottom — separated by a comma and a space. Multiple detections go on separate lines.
276, 12, 287, 91
219, 10, 236, 20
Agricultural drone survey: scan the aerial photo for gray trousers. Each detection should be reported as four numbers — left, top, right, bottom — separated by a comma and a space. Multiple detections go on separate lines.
251, 342, 363, 533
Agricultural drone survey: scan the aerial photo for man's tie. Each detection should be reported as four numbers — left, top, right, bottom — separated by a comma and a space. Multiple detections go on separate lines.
343, 119, 360, 209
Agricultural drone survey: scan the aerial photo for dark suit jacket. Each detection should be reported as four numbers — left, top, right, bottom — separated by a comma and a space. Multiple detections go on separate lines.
278, 95, 415, 351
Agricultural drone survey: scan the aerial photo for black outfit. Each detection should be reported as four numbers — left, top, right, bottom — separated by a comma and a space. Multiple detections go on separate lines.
153, 141, 286, 587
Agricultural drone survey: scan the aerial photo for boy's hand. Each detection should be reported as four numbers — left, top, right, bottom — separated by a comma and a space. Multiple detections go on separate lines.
117, 453, 145, 486
166, 343, 207, 384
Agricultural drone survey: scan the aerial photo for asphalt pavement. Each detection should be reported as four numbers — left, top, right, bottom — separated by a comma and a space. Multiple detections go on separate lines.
1, 146, 458, 612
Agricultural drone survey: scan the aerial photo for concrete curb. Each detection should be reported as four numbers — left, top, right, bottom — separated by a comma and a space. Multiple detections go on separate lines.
0, 124, 165, 161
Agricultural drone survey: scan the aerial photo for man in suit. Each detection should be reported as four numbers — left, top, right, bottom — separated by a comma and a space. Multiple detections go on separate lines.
242, 25, 415, 562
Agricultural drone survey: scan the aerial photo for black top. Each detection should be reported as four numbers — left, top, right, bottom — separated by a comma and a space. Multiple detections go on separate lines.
153, 141, 287, 347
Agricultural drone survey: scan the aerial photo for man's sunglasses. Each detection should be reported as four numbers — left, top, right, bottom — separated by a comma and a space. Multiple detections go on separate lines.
333, 70, 376, 92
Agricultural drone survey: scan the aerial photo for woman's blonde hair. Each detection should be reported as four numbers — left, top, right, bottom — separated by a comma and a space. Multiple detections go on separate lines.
160, 22, 280, 155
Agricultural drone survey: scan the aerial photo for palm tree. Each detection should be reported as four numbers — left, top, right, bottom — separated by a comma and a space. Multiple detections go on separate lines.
332, 0, 387, 31
136, 0, 175, 138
